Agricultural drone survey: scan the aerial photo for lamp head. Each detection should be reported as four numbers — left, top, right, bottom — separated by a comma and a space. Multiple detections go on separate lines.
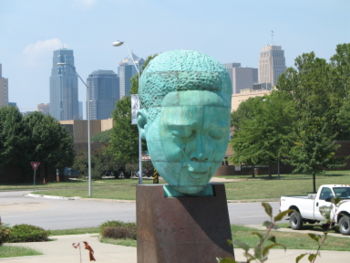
112, 41, 124, 47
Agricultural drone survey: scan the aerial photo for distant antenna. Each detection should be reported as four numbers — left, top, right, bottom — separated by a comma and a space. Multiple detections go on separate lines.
271, 30, 274, 45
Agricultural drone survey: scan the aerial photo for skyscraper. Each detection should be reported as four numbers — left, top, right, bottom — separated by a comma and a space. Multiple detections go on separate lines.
232, 67, 258, 94
0, 64, 9, 107
258, 45, 286, 87
49, 49, 79, 120
224, 62, 241, 83
87, 70, 119, 120
118, 53, 144, 98
225, 63, 258, 94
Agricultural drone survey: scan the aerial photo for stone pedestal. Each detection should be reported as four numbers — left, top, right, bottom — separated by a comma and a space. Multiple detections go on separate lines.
136, 183, 234, 263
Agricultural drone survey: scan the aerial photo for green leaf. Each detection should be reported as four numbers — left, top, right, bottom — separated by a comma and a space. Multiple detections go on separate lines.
274, 210, 292, 222
295, 253, 307, 263
233, 239, 250, 252
308, 233, 321, 242
251, 231, 263, 240
262, 202, 273, 217
308, 253, 317, 262
268, 235, 276, 243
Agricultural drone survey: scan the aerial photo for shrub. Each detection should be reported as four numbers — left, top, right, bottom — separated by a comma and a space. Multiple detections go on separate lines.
100, 221, 136, 240
0, 225, 10, 245
7, 224, 49, 242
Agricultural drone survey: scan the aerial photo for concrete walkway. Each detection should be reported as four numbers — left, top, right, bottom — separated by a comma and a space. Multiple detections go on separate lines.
2, 234, 350, 263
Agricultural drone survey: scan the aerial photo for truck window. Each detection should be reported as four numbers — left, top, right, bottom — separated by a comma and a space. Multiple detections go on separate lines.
333, 187, 350, 199
319, 187, 334, 201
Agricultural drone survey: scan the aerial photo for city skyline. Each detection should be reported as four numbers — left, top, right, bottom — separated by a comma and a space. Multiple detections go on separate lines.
1, 0, 349, 112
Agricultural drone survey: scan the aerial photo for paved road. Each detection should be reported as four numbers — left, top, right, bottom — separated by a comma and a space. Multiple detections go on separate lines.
0, 191, 280, 229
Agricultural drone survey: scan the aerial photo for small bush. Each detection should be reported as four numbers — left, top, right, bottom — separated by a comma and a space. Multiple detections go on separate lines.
0, 225, 10, 245
7, 224, 49, 243
100, 221, 136, 240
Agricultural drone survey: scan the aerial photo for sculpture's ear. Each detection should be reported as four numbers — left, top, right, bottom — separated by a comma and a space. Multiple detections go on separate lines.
137, 110, 147, 139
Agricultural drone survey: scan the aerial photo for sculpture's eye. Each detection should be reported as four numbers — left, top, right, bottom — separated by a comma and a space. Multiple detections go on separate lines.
171, 128, 194, 139
208, 128, 225, 140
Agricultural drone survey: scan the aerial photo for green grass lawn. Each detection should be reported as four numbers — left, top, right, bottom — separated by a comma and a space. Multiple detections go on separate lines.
2, 170, 350, 200
224, 170, 350, 200
49, 227, 100, 236
232, 225, 350, 251
100, 237, 136, 247
0, 246, 41, 258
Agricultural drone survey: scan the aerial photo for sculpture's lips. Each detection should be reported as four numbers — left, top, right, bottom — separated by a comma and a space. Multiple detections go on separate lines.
188, 170, 208, 180
186, 162, 210, 180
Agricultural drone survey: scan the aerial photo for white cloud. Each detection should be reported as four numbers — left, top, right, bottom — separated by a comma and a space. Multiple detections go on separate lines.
22, 38, 66, 67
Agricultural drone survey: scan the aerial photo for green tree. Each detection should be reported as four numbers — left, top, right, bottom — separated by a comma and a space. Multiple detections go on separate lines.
0, 106, 30, 180
91, 129, 112, 144
330, 43, 350, 139
108, 97, 139, 171
231, 92, 295, 176
277, 52, 341, 192
24, 112, 74, 180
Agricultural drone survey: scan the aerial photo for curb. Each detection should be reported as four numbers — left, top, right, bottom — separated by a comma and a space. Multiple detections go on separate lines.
26, 193, 81, 200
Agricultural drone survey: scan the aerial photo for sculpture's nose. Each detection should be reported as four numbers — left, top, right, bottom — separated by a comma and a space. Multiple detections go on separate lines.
191, 135, 208, 162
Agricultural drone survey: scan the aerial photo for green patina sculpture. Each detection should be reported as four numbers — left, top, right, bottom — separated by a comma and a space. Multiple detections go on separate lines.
137, 50, 232, 196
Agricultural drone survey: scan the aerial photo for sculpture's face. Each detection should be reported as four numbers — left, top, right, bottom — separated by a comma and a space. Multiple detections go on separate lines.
143, 90, 230, 195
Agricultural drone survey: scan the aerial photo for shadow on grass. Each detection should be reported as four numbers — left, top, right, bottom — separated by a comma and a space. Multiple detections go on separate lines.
281, 223, 340, 235
323, 173, 348, 177
240, 175, 311, 181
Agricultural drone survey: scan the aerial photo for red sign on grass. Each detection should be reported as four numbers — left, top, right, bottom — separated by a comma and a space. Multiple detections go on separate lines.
30, 162, 41, 170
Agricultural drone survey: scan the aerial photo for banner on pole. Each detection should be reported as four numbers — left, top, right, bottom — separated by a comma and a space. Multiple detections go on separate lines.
131, 94, 139, 125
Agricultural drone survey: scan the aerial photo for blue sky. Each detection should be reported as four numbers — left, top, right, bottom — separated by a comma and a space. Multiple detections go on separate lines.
1, 0, 349, 113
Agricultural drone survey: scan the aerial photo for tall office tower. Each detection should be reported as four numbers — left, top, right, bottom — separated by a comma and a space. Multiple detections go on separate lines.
118, 53, 144, 98
49, 49, 79, 120
87, 70, 119, 120
0, 64, 9, 107
232, 67, 258, 94
259, 45, 286, 87
224, 63, 241, 89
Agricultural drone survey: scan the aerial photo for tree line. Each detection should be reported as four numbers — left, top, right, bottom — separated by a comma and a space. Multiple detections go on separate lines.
231, 43, 350, 192
0, 106, 74, 183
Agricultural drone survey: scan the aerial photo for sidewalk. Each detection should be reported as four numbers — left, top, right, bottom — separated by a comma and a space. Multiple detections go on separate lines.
2, 234, 350, 263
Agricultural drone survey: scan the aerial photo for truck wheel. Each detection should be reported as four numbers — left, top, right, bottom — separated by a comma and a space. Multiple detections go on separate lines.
289, 210, 303, 230
339, 215, 350, 235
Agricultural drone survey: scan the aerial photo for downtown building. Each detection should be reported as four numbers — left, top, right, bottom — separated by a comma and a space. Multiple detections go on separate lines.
118, 53, 144, 98
225, 63, 258, 94
87, 70, 119, 120
0, 64, 9, 107
258, 45, 286, 87
49, 49, 79, 120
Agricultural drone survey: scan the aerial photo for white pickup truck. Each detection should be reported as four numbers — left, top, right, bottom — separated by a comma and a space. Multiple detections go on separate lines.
280, 184, 350, 235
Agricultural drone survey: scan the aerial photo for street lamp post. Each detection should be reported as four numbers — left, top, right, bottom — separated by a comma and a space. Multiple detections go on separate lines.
57, 62, 92, 197
112, 40, 142, 184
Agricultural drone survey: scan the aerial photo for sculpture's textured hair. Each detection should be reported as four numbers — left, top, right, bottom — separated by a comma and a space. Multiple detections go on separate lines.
139, 50, 232, 121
